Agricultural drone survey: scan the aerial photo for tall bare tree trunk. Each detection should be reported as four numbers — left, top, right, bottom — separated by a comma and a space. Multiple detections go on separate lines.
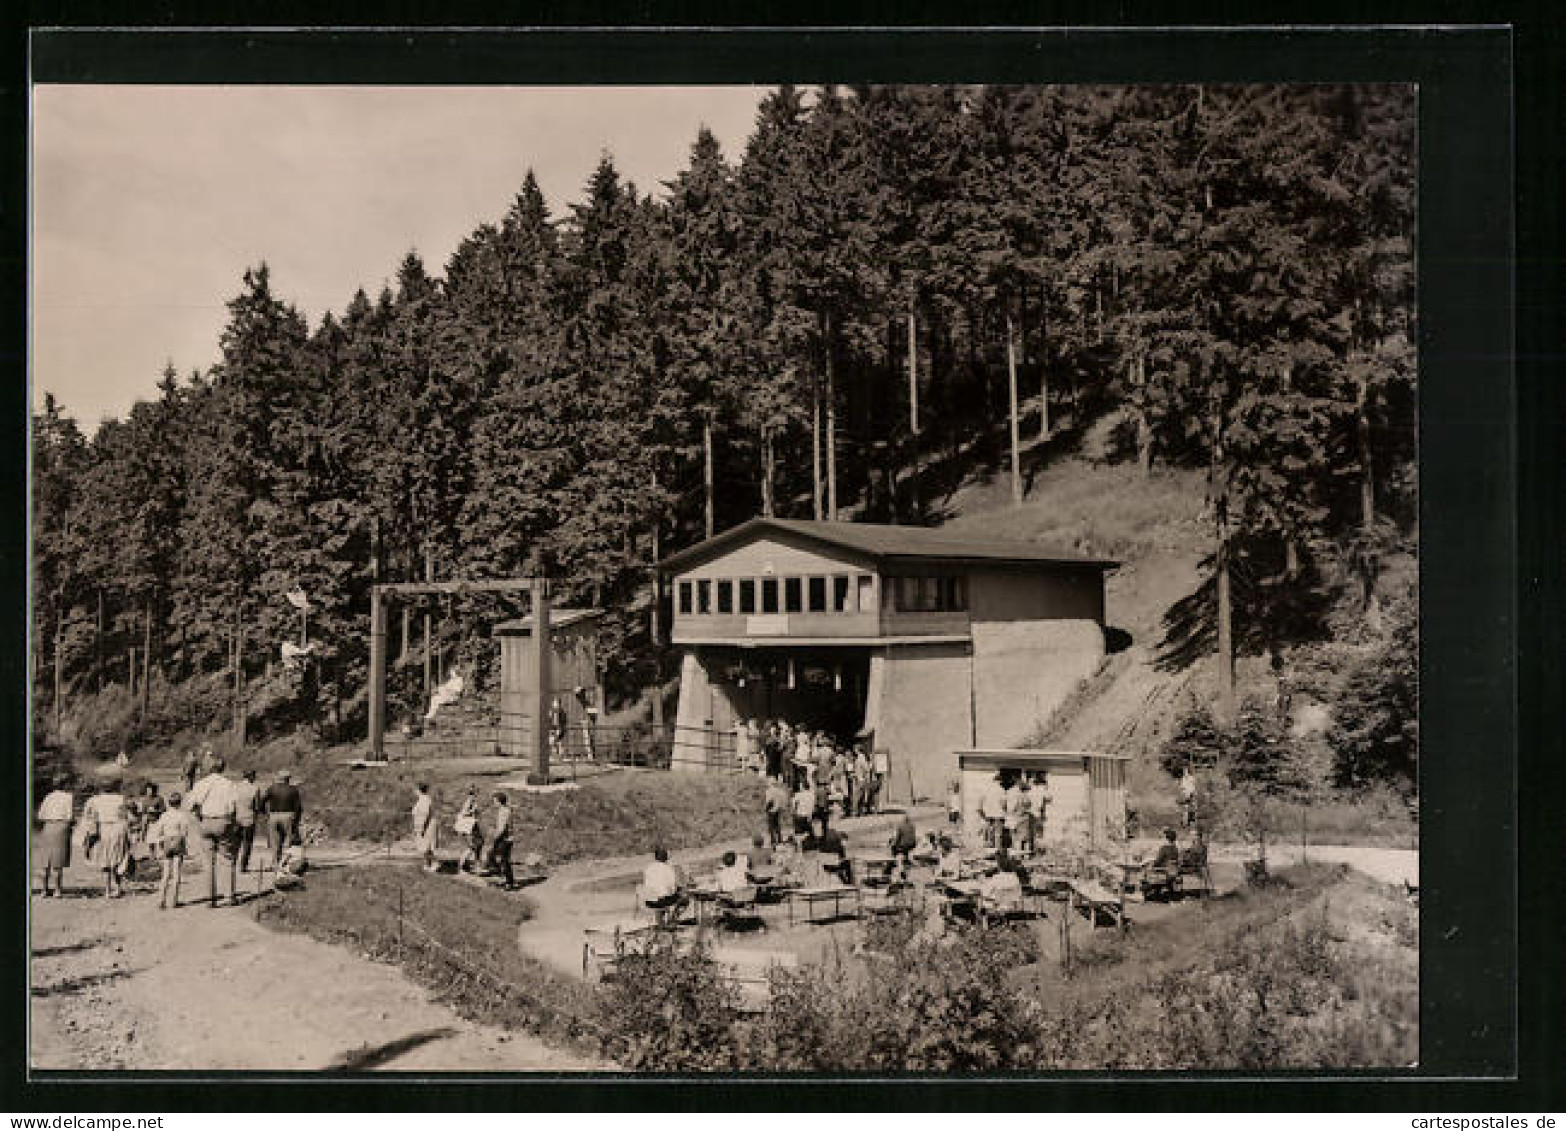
811, 388, 823, 521
1212, 389, 1235, 723
140, 596, 152, 722
128, 641, 137, 700
649, 489, 664, 729
53, 606, 64, 739
1006, 312, 1023, 507
233, 606, 246, 747
1038, 310, 1051, 442
824, 309, 838, 522
95, 588, 104, 694
907, 304, 920, 436
760, 430, 776, 518
1357, 374, 1375, 530
1135, 355, 1153, 476
423, 548, 433, 705
703, 414, 715, 538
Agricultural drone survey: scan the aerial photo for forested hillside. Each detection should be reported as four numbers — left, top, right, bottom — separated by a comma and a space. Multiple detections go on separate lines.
32, 84, 1416, 774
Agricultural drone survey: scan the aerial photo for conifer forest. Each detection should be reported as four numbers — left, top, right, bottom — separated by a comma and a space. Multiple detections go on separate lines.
31, 84, 1417, 758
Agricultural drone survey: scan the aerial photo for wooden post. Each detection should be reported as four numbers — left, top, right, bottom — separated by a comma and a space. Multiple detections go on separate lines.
368, 587, 387, 760
533, 580, 552, 784
1006, 313, 1022, 507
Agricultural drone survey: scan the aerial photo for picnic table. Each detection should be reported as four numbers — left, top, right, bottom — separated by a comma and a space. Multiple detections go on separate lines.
787, 884, 861, 925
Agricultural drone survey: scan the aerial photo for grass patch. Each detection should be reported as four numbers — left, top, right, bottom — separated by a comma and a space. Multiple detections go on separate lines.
253, 865, 603, 1057
123, 734, 767, 861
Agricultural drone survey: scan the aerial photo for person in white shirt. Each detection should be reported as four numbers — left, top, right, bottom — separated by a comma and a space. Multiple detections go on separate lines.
412, 781, 438, 872
36, 776, 75, 898
641, 846, 687, 926
187, 756, 239, 907
146, 793, 192, 909
715, 851, 749, 893
791, 784, 816, 839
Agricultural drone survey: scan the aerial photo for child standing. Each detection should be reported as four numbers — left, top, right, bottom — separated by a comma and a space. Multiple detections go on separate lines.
147, 792, 191, 909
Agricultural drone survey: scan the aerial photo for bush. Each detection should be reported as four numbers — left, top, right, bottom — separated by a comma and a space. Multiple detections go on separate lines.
595, 936, 745, 1071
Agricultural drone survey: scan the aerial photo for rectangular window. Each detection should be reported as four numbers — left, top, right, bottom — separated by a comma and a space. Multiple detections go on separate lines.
678, 581, 693, 615
808, 576, 827, 612
832, 575, 851, 613
739, 579, 756, 614
784, 576, 803, 613
882, 575, 897, 611
761, 577, 779, 614
697, 579, 712, 614
859, 574, 876, 613
944, 576, 968, 612
717, 579, 733, 614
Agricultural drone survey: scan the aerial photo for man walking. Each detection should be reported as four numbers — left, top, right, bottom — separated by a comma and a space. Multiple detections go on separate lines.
232, 768, 262, 874
871, 744, 890, 814
187, 755, 239, 907
488, 791, 516, 890
260, 770, 303, 870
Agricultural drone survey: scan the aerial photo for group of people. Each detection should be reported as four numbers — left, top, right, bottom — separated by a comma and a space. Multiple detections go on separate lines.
749, 720, 890, 841
34, 752, 308, 908
973, 771, 1053, 855
442, 784, 522, 889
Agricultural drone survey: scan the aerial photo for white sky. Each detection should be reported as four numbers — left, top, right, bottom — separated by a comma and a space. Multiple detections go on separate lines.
31, 85, 770, 428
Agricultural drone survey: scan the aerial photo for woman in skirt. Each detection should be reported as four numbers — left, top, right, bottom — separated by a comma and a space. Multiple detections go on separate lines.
82, 777, 133, 898
36, 775, 75, 898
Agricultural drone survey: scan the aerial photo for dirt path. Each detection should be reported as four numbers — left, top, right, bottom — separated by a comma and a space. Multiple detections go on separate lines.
30, 867, 600, 1071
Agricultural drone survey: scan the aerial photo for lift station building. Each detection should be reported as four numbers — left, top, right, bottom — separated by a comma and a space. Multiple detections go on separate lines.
659, 519, 1117, 801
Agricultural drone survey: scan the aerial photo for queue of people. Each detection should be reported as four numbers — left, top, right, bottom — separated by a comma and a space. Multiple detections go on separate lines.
33, 755, 308, 907
737, 719, 888, 821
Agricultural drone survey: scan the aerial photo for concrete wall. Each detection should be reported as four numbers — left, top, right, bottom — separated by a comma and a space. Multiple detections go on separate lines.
875, 641, 975, 802
970, 619, 1106, 747
968, 566, 1106, 623
672, 651, 711, 772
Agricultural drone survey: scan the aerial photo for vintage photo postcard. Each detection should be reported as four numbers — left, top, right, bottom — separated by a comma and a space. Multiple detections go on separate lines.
25, 28, 1515, 1083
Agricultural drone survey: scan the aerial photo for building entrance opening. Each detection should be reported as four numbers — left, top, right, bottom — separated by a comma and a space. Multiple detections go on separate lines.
687, 646, 873, 769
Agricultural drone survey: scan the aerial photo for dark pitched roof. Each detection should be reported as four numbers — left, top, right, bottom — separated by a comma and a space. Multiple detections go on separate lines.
658, 518, 1118, 573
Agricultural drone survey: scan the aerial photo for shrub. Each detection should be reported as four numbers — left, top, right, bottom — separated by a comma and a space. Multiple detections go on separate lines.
595, 935, 744, 1071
